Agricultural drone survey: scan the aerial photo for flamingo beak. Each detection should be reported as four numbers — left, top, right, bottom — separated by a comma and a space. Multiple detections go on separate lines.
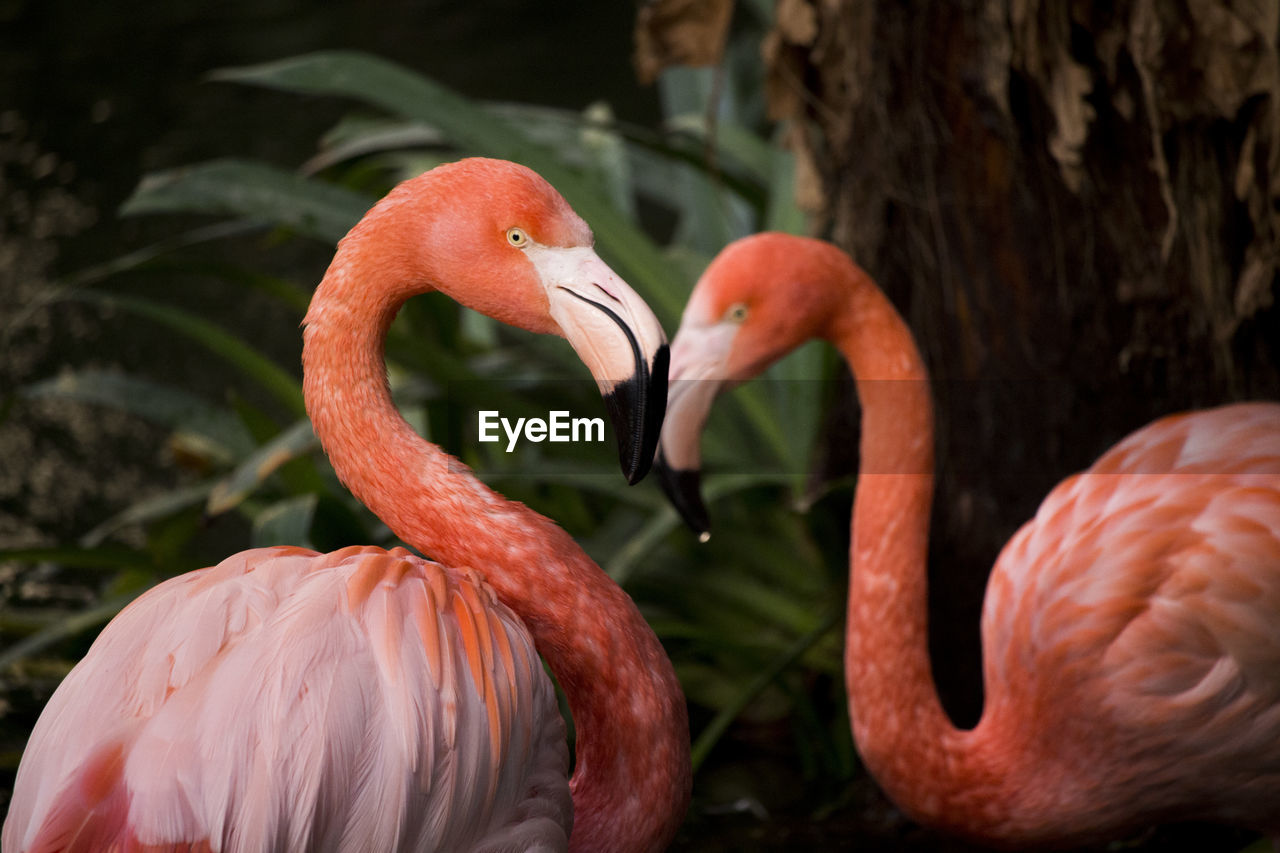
537, 246, 669, 484
654, 322, 736, 538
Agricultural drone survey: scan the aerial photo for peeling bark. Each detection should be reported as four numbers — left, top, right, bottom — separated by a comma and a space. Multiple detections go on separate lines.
634, 0, 736, 84
766, 0, 1280, 725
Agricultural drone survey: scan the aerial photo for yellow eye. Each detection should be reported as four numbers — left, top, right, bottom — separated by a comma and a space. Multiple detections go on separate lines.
726, 302, 749, 323
506, 227, 529, 248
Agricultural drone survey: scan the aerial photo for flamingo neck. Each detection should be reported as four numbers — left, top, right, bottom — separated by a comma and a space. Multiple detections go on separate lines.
302, 238, 689, 853
828, 278, 1000, 832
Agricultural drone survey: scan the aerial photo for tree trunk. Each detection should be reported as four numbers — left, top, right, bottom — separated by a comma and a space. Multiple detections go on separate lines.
767, 0, 1280, 725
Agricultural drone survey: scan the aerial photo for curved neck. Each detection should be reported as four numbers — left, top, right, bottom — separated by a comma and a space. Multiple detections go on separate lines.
829, 278, 1005, 834
303, 239, 689, 853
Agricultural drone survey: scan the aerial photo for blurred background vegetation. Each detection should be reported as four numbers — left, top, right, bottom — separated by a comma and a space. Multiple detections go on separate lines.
0, 1, 866, 849
2, 1, 1277, 851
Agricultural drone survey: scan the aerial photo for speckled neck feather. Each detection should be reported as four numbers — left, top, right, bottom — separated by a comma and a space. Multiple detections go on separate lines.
302, 175, 689, 853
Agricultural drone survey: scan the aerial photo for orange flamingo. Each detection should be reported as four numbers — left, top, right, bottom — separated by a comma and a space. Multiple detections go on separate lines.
655, 232, 1280, 846
3, 159, 690, 853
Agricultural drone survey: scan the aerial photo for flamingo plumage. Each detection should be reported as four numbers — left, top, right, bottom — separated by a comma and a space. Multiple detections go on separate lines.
655, 232, 1280, 846
3, 158, 690, 853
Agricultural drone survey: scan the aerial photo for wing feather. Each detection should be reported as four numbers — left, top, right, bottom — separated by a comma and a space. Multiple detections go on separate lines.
4, 545, 571, 853
979, 403, 1280, 806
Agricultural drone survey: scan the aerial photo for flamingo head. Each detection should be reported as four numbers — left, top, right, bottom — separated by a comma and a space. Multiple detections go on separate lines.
325, 158, 670, 483
654, 233, 857, 534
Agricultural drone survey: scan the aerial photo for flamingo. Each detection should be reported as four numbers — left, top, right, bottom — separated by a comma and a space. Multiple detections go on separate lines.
3, 158, 690, 853
654, 232, 1280, 846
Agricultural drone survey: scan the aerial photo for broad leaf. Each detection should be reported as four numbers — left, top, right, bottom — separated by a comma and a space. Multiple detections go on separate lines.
122, 158, 372, 244
24, 369, 255, 460
73, 291, 305, 418
211, 51, 687, 322
207, 419, 319, 515
252, 493, 318, 548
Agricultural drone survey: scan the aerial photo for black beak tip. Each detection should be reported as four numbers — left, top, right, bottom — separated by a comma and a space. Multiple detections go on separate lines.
605, 343, 669, 486
654, 451, 711, 537
623, 451, 647, 486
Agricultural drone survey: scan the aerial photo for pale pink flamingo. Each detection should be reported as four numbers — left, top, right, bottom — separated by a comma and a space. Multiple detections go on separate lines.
3, 158, 690, 853
655, 232, 1280, 846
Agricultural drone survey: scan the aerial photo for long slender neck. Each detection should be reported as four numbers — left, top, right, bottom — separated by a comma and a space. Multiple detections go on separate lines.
302, 238, 689, 853
829, 276, 1005, 834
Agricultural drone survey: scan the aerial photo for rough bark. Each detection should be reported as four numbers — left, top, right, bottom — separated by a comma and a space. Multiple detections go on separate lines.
765, 0, 1280, 723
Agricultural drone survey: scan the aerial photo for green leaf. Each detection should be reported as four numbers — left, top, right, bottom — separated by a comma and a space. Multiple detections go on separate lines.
62, 221, 267, 288
763, 130, 806, 235
212, 52, 551, 170
252, 493, 318, 548
578, 102, 637, 220
80, 483, 212, 547
657, 69, 753, 256
664, 113, 774, 185
690, 607, 839, 773
122, 159, 372, 244
0, 592, 143, 671
24, 369, 255, 459
605, 506, 682, 586
72, 291, 305, 418
211, 51, 687, 323
0, 545, 149, 572
306, 116, 445, 174
207, 419, 319, 515
185, 264, 313, 315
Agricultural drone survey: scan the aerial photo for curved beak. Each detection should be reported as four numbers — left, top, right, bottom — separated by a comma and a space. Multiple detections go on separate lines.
537, 246, 669, 484
653, 321, 737, 538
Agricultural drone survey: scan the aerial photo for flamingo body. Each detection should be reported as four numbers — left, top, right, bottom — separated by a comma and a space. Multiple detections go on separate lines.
656, 231, 1280, 845
5, 158, 689, 853
6, 546, 570, 853
969, 403, 1280, 839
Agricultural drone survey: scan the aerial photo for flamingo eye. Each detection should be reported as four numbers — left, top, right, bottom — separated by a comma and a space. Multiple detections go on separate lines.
726, 302, 749, 323
506, 227, 529, 248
